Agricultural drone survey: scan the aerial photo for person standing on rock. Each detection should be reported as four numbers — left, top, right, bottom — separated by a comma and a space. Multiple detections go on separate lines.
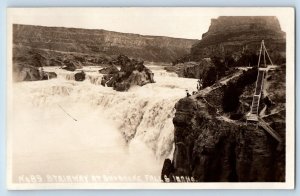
197, 79, 203, 91
186, 90, 191, 97
38, 67, 45, 80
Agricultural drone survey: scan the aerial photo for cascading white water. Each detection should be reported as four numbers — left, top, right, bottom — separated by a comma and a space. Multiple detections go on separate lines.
12, 65, 197, 183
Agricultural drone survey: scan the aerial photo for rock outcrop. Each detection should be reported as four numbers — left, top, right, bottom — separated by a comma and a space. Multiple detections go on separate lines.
13, 24, 197, 63
62, 59, 83, 71
166, 57, 232, 88
101, 55, 155, 91
12, 46, 89, 79
192, 16, 286, 63
162, 66, 286, 182
99, 65, 119, 74
161, 18, 287, 174
173, 16, 286, 66
74, 71, 86, 81
13, 64, 57, 82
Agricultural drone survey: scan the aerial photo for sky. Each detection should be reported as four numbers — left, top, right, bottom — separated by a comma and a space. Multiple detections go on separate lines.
7, 8, 291, 39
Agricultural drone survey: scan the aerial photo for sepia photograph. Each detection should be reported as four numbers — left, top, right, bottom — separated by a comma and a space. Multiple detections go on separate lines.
6, 7, 294, 189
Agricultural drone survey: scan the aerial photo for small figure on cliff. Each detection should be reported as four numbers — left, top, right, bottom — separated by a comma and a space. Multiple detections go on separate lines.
186, 90, 191, 97
197, 79, 203, 91
38, 67, 45, 80
101, 77, 106, 87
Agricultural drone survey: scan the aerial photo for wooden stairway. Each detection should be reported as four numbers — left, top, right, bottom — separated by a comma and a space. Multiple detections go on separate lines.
247, 70, 265, 122
258, 118, 282, 143
246, 40, 283, 143
247, 40, 269, 122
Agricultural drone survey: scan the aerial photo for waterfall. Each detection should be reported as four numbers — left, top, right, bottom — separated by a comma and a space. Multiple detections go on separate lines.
12, 66, 197, 180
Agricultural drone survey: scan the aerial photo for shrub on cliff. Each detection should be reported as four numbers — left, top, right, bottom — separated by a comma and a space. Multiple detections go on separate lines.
202, 66, 217, 88
234, 53, 258, 67
202, 56, 233, 88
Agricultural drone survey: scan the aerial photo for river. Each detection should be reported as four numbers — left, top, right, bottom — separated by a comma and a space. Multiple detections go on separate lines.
11, 65, 198, 183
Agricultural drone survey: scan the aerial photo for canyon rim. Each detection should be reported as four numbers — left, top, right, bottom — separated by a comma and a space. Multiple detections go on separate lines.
6, 7, 295, 189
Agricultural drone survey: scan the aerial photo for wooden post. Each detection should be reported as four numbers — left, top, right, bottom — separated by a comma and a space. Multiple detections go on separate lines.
257, 40, 263, 68
263, 41, 267, 67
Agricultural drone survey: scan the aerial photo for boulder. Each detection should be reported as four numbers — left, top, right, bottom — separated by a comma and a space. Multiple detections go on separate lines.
74, 71, 86, 81
161, 159, 174, 182
101, 55, 155, 91
13, 64, 57, 81
62, 60, 82, 71
41, 71, 57, 80
112, 67, 154, 91
99, 65, 119, 74
49, 59, 63, 67
114, 54, 132, 67
174, 59, 220, 88
100, 74, 113, 86
16, 66, 41, 81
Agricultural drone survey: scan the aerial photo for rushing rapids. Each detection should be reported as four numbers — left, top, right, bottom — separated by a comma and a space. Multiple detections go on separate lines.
12, 65, 197, 182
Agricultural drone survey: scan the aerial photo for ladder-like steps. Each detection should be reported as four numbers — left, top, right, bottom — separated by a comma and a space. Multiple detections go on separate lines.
258, 118, 282, 143
250, 95, 260, 114
255, 70, 265, 95
247, 70, 265, 122
246, 41, 281, 144
246, 40, 273, 123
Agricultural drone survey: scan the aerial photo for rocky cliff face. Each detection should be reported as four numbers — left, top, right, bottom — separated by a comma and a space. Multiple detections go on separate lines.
13, 24, 197, 63
162, 16, 287, 182
173, 16, 285, 66
167, 16, 286, 96
162, 65, 286, 182
190, 16, 286, 63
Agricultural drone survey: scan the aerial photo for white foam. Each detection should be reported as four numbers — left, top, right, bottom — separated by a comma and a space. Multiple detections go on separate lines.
12, 66, 198, 180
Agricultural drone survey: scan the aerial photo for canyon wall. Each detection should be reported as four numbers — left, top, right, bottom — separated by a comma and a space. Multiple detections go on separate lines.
162, 16, 286, 182
191, 16, 286, 62
174, 16, 286, 65
13, 24, 197, 63
162, 65, 286, 182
